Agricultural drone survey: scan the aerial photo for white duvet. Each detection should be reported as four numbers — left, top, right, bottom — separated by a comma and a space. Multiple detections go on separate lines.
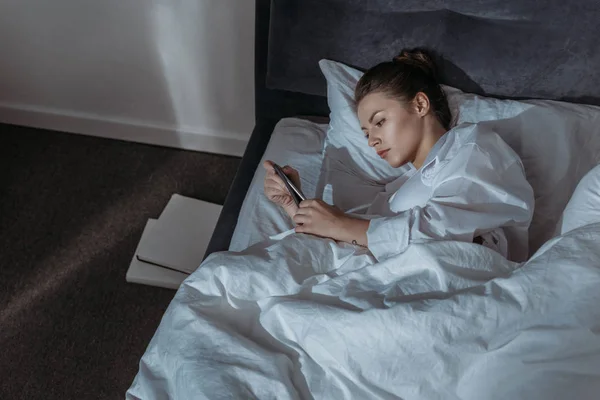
127, 222, 600, 399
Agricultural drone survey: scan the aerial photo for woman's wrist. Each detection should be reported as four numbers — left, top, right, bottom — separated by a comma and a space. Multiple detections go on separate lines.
339, 215, 369, 246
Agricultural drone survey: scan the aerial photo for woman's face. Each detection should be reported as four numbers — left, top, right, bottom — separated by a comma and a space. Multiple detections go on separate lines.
357, 91, 425, 168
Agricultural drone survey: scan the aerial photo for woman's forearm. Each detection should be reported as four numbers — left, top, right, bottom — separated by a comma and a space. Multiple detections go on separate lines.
339, 216, 370, 247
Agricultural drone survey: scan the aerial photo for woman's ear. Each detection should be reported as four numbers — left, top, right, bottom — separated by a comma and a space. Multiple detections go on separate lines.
413, 92, 430, 117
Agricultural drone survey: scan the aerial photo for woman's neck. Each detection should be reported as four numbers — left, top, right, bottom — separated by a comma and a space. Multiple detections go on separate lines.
412, 119, 447, 170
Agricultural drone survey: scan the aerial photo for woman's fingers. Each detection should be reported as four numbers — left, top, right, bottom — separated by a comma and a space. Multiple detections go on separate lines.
264, 186, 284, 197
265, 187, 291, 201
263, 160, 274, 170
298, 199, 320, 209
264, 160, 298, 177
293, 205, 317, 227
264, 160, 302, 210
282, 165, 301, 188
265, 179, 286, 191
294, 223, 320, 236
264, 161, 281, 184
283, 165, 298, 176
293, 213, 309, 224
265, 176, 287, 192
295, 224, 307, 233
293, 206, 312, 217
264, 167, 277, 182
264, 161, 302, 189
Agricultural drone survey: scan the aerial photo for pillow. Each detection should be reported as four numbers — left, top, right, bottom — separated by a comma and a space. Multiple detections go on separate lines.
318, 60, 411, 211
319, 59, 600, 254
557, 165, 600, 235
457, 97, 600, 252
229, 118, 328, 252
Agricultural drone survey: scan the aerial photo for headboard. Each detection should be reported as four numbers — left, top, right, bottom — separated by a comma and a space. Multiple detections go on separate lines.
266, 0, 600, 107
254, 0, 328, 120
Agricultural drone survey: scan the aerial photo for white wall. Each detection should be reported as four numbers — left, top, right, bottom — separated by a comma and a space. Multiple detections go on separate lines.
0, 0, 255, 156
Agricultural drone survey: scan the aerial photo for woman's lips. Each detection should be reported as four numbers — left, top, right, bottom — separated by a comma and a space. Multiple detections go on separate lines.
377, 149, 390, 159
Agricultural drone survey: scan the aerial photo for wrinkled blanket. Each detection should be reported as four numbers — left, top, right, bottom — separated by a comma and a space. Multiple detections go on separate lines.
127, 224, 600, 399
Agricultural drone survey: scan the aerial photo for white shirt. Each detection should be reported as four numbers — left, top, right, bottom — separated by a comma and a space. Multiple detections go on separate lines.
364, 123, 534, 262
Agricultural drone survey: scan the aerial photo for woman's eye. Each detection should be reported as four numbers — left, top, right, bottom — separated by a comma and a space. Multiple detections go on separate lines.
375, 119, 385, 128
364, 133, 370, 139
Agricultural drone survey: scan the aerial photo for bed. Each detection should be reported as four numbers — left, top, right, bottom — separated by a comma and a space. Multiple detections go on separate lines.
128, 1, 600, 398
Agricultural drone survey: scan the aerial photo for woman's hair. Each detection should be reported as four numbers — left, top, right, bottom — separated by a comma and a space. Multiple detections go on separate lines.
354, 49, 452, 130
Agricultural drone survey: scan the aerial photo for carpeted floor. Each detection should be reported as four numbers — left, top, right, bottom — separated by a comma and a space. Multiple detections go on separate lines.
0, 124, 241, 399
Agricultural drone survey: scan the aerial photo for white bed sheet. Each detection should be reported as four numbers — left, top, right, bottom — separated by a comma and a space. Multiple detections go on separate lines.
229, 117, 328, 252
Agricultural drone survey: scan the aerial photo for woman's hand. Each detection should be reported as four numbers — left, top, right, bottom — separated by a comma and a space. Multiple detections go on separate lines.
263, 160, 301, 216
293, 199, 369, 245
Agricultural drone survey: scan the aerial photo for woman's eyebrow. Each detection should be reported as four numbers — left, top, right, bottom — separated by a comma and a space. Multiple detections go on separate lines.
369, 110, 382, 124
361, 110, 383, 130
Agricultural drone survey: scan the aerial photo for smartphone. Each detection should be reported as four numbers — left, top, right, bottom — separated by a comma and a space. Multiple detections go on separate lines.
272, 163, 306, 207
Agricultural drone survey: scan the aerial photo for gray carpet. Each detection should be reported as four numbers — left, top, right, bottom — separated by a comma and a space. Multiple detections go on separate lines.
0, 124, 241, 399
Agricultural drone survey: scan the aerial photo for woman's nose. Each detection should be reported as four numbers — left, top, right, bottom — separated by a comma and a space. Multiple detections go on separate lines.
368, 136, 380, 147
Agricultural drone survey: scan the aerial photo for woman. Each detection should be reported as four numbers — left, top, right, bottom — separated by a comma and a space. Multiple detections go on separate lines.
264, 49, 534, 262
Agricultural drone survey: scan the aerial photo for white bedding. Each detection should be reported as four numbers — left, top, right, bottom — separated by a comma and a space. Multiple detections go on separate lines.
229, 96, 600, 256
128, 221, 600, 399
129, 74, 600, 399
229, 117, 327, 252
318, 59, 600, 254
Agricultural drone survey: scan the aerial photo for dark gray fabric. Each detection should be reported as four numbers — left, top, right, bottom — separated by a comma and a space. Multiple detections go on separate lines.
256, 0, 328, 119
267, 0, 600, 105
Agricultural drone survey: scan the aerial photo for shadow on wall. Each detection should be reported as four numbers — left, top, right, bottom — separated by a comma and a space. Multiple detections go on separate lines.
149, 1, 209, 139
148, 0, 255, 141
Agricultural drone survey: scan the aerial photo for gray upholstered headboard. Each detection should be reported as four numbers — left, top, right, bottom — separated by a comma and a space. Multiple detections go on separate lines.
267, 0, 600, 105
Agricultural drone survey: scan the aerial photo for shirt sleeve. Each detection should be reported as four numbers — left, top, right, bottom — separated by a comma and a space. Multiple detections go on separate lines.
366, 144, 534, 262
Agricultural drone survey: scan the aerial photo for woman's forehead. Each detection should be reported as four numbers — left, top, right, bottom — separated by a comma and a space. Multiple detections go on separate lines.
357, 92, 403, 119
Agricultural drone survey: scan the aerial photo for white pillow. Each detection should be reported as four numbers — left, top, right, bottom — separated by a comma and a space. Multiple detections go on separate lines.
318, 60, 411, 181
557, 164, 600, 235
318, 60, 466, 211
229, 118, 328, 251
318, 59, 600, 254
318, 60, 411, 211
457, 96, 600, 252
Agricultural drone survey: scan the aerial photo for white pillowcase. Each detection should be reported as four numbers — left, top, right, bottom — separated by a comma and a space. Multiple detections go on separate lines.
229, 118, 328, 252
318, 60, 411, 181
557, 164, 600, 235
318, 60, 411, 212
319, 59, 600, 254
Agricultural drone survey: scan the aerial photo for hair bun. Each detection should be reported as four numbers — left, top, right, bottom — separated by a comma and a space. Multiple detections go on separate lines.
393, 49, 437, 80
